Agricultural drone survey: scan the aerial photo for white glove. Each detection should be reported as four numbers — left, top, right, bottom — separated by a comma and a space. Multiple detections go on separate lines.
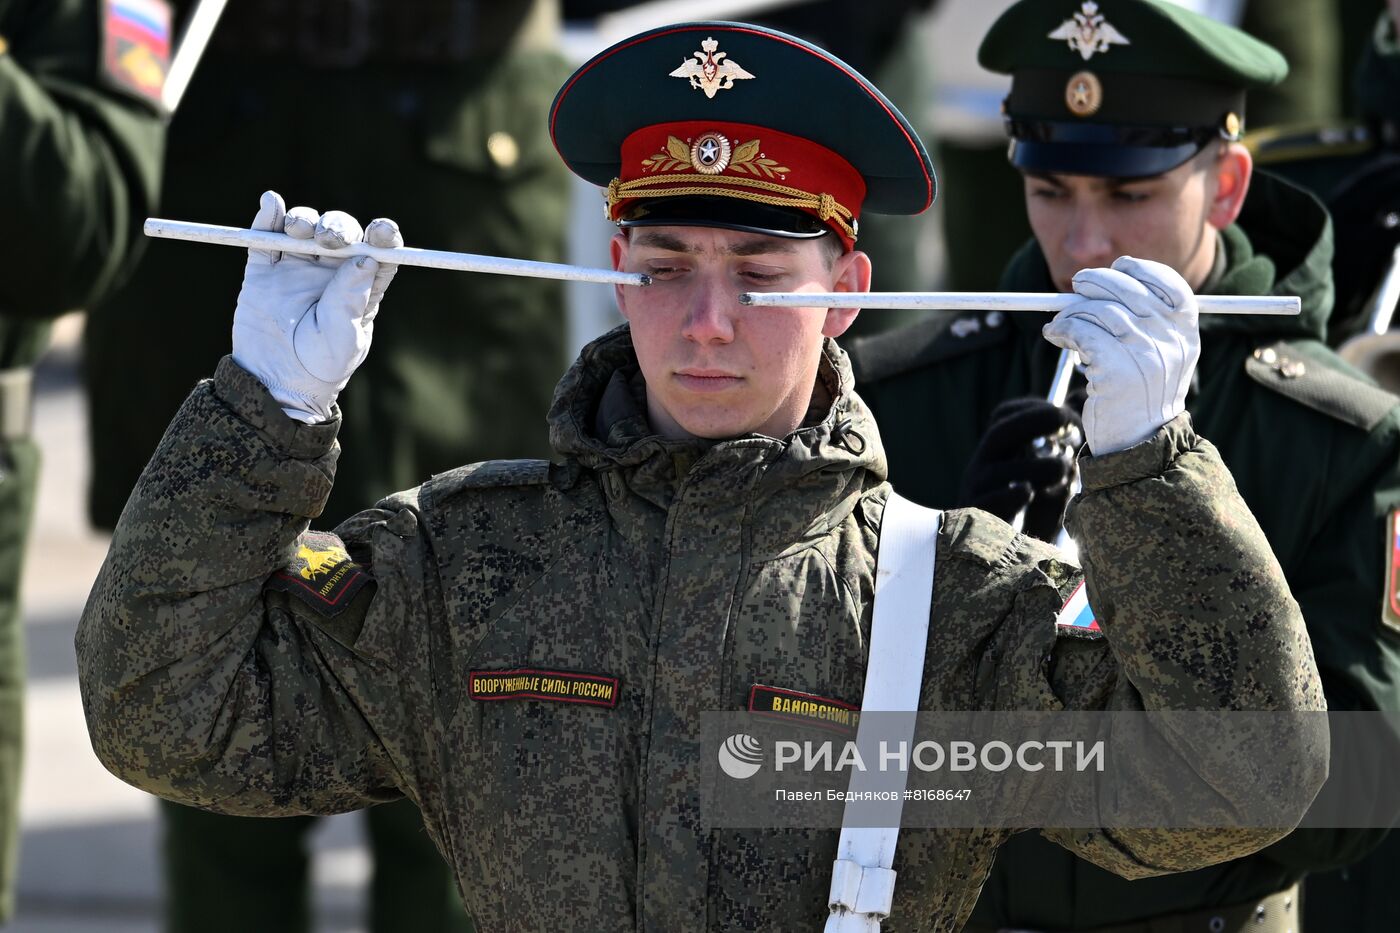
1042, 256, 1200, 455
231, 190, 403, 423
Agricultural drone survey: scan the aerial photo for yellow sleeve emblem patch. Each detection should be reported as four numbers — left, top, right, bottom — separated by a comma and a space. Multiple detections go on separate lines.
269, 532, 372, 617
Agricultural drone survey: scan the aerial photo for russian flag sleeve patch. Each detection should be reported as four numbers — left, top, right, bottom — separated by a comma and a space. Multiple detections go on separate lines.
1384, 509, 1400, 635
100, 0, 172, 109
1055, 580, 1102, 639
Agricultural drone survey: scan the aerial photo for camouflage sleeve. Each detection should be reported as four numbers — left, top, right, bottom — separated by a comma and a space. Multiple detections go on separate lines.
77, 357, 442, 817
0, 0, 166, 317
1038, 413, 1328, 878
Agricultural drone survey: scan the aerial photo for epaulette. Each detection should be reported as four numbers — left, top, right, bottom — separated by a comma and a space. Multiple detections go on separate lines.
938, 507, 1019, 569
1245, 121, 1374, 166
427, 458, 566, 493
849, 309, 1012, 383
1244, 340, 1400, 432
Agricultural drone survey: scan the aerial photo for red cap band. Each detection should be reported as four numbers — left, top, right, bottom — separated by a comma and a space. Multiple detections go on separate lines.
607, 121, 867, 250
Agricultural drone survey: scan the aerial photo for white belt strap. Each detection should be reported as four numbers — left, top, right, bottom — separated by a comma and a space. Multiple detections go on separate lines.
824, 492, 941, 933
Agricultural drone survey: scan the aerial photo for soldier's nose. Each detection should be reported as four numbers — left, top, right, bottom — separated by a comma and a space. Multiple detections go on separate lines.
681, 280, 736, 344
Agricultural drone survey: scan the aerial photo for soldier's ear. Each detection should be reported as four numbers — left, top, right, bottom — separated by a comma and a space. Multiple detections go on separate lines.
610, 233, 633, 321
1207, 142, 1252, 231
822, 249, 871, 338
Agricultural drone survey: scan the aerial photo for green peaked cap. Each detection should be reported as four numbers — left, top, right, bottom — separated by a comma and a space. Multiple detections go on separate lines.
978, 0, 1288, 177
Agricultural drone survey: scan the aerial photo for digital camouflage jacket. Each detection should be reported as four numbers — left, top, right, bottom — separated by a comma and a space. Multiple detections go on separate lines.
78, 328, 1326, 932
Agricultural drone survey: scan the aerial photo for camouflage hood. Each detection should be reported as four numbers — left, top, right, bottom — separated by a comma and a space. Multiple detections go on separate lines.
546, 324, 888, 549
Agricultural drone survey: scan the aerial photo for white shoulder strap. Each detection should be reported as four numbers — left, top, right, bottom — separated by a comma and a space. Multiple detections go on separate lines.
824, 491, 941, 933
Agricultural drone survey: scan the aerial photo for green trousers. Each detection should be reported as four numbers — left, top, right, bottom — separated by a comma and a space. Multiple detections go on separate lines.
161, 797, 474, 933
0, 438, 40, 925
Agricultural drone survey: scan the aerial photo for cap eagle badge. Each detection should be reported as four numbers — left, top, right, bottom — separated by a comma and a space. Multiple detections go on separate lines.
1048, 2, 1131, 61
669, 37, 755, 98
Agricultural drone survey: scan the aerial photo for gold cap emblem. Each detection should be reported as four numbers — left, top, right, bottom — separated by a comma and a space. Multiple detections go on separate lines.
669, 37, 755, 99
1049, 2, 1131, 61
1223, 112, 1242, 139
690, 132, 733, 174
1065, 71, 1103, 117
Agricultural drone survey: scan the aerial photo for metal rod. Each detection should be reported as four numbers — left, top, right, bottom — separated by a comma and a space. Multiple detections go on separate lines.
1045, 348, 1079, 408
162, 0, 230, 113
1363, 244, 1400, 337
739, 292, 1301, 315
144, 220, 651, 287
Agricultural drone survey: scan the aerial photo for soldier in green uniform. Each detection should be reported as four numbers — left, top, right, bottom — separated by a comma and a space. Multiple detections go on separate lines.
75, 20, 1330, 932
1275, 6, 1400, 929
0, 0, 167, 923
79, 2, 572, 931
1249, 1, 1400, 347
847, 2, 1400, 930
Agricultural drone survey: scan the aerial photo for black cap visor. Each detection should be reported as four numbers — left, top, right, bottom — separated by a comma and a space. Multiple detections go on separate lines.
618, 195, 833, 241
1008, 121, 1214, 178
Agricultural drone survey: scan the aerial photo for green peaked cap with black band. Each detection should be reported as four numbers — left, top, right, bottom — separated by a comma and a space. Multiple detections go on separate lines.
979, 0, 1288, 178
550, 21, 935, 250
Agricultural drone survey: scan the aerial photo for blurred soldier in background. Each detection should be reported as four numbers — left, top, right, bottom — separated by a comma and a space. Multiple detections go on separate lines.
1268, 8, 1400, 929
934, 0, 1346, 293
1249, 0, 1399, 349
849, 2, 1400, 931
0, 0, 167, 923
82, 1, 572, 930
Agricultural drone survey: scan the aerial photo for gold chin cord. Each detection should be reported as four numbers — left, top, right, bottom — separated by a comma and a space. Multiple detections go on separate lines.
605, 175, 857, 242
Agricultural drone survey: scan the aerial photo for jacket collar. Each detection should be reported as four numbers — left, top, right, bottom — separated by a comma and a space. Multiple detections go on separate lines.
548, 325, 888, 555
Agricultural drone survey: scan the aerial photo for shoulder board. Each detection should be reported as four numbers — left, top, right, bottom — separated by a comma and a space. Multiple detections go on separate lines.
849, 310, 1012, 383
427, 458, 563, 494
938, 507, 1019, 568
1244, 341, 1400, 432
98, 0, 173, 112
420, 459, 585, 514
1245, 121, 1374, 166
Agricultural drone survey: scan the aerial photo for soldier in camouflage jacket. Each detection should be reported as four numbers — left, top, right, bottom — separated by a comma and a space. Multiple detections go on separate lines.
77, 21, 1327, 933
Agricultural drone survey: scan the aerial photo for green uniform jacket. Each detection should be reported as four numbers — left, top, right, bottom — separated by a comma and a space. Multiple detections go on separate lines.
83, 0, 571, 529
0, 0, 165, 364
850, 171, 1400, 926
77, 327, 1325, 931
0, 0, 164, 922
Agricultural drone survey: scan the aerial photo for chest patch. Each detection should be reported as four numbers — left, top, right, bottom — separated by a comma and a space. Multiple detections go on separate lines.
1055, 581, 1102, 639
1385, 510, 1400, 635
268, 532, 372, 617
469, 669, 620, 709
749, 684, 860, 734
100, 0, 172, 108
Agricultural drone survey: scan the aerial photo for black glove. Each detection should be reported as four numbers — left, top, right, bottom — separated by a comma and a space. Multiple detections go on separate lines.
957, 397, 1084, 542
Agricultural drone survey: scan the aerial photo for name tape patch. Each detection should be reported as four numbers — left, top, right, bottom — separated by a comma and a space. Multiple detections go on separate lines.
1055, 580, 1102, 639
749, 684, 860, 734
470, 668, 620, 709
268, 532, 372, 617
